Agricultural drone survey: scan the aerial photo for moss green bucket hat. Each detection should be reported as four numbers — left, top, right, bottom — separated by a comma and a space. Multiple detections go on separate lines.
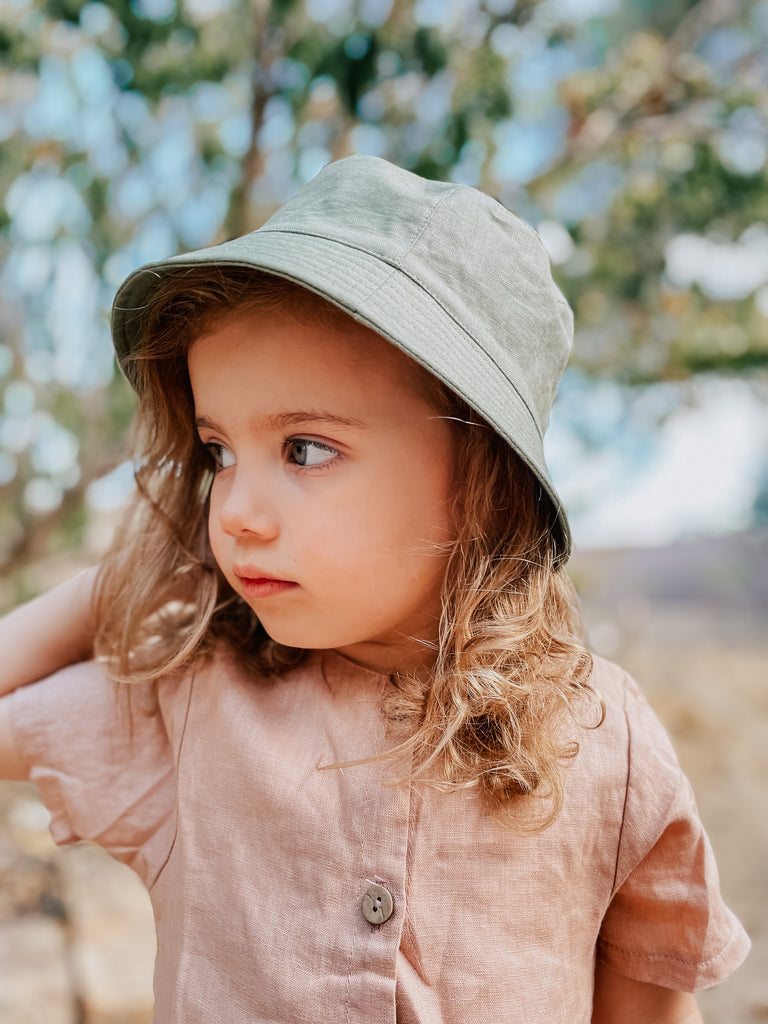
111, 155, 573, 561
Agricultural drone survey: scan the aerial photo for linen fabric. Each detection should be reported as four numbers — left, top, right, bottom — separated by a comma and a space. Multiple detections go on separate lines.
111, 156, 573, 560
11, 651, 749, 1023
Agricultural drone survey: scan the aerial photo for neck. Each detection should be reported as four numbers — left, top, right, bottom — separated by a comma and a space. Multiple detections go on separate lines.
331, 639, 438, 681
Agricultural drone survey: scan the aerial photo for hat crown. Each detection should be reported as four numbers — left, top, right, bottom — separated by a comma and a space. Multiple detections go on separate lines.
261, 155, 448, 265
111, 154, 574, 558
258, 156, 572, 436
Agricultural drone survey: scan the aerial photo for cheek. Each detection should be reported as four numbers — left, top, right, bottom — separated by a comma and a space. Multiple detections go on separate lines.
338, 465, 454, 568
391, 449, 455, 541
372, 436, 452, 532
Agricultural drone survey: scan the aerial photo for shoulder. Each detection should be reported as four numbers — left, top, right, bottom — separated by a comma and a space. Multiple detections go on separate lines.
9, 661, 180, 883
587, 655, 679, 780
582, 656, 695, 886
572, 656, 682, 855
588, 653, 655, 718
10, 656, 202, 773
11, 660, 134, 746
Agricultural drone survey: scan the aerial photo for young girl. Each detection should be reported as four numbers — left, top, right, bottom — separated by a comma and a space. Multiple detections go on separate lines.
0, 156, 749, 1023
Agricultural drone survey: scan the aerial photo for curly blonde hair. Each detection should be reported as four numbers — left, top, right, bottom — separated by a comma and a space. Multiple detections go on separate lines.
96, 266, 601, 830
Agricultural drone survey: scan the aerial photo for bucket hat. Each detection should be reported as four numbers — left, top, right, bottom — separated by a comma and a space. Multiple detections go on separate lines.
111, 155, 573, 561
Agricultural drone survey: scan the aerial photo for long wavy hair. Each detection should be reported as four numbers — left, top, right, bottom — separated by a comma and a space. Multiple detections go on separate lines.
95, 265, 601, 830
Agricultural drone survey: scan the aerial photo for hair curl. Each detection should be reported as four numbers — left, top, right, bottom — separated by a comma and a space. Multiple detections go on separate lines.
96, 266, 601, 831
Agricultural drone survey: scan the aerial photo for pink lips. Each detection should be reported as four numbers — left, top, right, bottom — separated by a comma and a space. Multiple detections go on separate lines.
233, 567, 298, 599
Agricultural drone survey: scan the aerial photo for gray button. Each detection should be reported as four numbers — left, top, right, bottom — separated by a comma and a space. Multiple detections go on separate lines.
361, 884, 394, 925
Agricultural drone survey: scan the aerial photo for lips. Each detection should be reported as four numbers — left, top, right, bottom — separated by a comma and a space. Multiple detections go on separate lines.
232, 566, 299, 599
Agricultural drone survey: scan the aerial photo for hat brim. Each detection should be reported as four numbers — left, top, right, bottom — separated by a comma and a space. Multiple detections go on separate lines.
112, 229, 571, 560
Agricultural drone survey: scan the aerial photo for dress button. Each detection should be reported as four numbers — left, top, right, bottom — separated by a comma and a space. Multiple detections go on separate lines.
361, 884, 394, 925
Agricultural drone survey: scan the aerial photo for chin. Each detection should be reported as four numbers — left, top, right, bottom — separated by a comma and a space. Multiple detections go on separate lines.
256, 620, 335, 652
260, 623, 377, 658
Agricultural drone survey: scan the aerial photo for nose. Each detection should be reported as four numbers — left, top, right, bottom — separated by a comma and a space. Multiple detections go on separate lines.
215, 468, 280, 542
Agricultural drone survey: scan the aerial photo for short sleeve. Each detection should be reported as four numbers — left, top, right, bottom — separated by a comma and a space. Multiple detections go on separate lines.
10, 661, 178, 888
597, 674, 751, 991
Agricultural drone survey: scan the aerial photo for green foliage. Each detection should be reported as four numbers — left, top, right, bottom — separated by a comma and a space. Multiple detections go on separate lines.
411, 27, 448, 76
314, 33, 380, 113
43, 0, 87, 24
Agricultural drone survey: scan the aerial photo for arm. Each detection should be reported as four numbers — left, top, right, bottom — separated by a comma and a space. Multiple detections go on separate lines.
0, 567, 97, 698
592, 961, 703, 1024
0, 695, 29, 780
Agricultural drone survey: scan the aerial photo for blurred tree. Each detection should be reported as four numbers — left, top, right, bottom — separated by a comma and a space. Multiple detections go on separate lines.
1, 0, 767, 600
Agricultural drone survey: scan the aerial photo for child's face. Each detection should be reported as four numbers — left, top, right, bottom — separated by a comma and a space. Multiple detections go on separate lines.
188, 306, 456, 677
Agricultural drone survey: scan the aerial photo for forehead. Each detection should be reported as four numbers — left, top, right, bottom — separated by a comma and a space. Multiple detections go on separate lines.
190, 303, 447, 411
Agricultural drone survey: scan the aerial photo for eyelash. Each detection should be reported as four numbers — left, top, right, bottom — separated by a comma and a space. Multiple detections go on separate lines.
202, 437, 341, 472
203, 442, 233, 472
283, 437, 341, 471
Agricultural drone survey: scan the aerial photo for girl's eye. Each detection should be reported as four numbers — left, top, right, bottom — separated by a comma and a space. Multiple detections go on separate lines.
285, 438, 339, 469
204, 442, 236, 471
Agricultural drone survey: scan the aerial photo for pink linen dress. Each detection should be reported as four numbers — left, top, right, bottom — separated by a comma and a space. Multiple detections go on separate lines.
11, 649, 750, 1023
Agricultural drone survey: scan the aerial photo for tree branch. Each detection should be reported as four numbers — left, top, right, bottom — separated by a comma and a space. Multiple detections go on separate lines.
225, 0, 283, 238
530, 0, 746, 189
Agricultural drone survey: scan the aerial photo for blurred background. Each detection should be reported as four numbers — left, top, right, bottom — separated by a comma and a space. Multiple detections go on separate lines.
0, 0, 766, 1020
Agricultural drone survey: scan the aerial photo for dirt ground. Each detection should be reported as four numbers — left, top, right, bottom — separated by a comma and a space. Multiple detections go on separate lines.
0, 534, 765, 1022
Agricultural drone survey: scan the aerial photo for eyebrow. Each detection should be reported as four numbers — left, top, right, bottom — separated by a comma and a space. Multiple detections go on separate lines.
194, 411, 370, 433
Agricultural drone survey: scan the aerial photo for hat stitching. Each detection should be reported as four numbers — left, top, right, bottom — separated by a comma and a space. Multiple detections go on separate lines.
258, 181, 457, 274
242, 226, 546, 442
113, 236, 547, 447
